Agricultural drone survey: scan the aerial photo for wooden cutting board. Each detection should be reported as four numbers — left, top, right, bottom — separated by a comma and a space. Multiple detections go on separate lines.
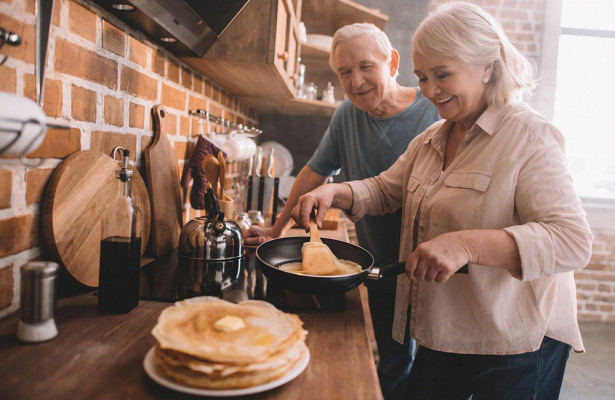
41, 150, 151, 288
145, 105, 182, 257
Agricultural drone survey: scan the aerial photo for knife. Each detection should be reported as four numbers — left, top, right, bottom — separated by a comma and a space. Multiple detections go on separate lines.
261, 148, 276, 219
249, 147, 263, 211
272, 177, 279, 225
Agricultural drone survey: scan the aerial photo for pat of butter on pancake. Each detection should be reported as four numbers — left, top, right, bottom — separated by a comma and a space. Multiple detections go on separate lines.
214, 315, 246, 332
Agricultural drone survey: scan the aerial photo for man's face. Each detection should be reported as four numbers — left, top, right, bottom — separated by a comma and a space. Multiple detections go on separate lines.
333, 35, 394, 115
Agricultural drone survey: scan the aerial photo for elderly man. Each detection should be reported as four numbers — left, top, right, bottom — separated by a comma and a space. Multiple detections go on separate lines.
245, 23, 439, 400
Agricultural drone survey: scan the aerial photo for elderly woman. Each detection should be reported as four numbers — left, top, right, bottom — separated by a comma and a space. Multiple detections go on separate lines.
292, 2, 593, 399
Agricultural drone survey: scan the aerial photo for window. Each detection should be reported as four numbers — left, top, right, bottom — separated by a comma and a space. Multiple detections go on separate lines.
542, 0, 615, 199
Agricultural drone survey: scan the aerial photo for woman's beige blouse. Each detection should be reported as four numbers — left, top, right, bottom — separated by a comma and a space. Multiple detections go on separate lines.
347, 102, 593, 354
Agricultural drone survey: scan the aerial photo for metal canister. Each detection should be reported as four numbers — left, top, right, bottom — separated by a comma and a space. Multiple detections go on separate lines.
17, 261, 59, 342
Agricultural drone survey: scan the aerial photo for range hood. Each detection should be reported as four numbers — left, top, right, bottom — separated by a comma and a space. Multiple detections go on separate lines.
91, 0, 251, 57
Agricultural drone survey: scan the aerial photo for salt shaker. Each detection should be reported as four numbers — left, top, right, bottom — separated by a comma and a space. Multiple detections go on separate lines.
17, 261, 59, 342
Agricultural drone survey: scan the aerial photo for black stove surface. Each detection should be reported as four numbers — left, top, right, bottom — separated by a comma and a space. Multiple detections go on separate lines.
139, 248, 347, 311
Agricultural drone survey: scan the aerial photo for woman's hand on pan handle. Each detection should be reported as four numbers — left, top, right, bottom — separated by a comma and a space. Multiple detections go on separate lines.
405, 231, 471, 283
291, 183, 353, 231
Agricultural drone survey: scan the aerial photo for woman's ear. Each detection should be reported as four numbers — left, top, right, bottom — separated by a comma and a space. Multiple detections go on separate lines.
484, 62, 495, 82
389, 49, 400, 77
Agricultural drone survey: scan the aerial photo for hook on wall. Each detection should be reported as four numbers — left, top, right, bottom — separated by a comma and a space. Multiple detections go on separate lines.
0, 27, 22, 65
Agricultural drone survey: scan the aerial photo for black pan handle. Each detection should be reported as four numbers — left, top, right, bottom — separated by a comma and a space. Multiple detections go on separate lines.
368, 262, 469, 280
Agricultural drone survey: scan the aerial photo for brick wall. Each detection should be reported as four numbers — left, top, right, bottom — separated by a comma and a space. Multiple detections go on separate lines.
427, 0, 615, 322
429, 0, 545, 59
0, 0, 257, 318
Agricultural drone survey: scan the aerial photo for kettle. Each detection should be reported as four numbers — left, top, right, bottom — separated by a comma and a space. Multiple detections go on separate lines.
177, 188, 245, 298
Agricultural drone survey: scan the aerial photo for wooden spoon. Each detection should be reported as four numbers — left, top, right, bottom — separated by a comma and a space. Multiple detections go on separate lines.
202, 155, 220, 195
217, 151, 225, 200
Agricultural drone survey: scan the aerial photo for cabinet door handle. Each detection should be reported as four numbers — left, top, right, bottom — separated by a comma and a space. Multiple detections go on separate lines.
277, 51, 289, 62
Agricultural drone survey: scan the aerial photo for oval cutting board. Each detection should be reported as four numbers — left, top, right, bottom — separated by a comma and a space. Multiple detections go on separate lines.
42, 150, 151, 288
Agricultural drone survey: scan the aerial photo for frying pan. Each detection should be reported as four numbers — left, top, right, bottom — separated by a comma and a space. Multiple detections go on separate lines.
256, 236, 469, 295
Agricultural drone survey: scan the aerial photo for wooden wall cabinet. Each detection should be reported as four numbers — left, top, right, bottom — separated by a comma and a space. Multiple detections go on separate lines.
182, 0, 388, 117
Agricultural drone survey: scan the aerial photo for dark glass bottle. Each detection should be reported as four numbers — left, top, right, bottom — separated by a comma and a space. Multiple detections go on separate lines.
98, 149, 142, 313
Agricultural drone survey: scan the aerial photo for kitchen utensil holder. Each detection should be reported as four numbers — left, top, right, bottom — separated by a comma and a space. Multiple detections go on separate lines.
189, 109, 262, 138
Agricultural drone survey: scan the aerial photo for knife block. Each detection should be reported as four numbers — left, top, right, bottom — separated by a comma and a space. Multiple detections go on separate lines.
247, 176, 278, 226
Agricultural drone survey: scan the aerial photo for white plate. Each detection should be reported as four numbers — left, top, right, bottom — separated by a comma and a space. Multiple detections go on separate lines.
278, 175, 296, 200
260, 141, 294, 178
143, 346, 310, 397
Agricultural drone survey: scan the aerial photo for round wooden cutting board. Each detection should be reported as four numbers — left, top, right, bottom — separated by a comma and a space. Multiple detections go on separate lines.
42, 151, 151, 288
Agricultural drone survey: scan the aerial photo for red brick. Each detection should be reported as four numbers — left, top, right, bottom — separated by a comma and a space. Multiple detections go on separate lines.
204, 80, 213, 98
212, 85, 221, 102
120, 66, 157, 101
24, 76, 63, 117
26, 127, 81, 159
0, 65, 16, 92
0, 213, 38, 258
209, 103, 222, 119
90, 131, 137, 160
180, 116, 190, 136
168, 61, 180, 84
55, 39, 118, 89
181, 67, 192, 90
128, 36, 148, 68
141, 134, 153, 158
0, 265, 14, 310
25, 0, 61, 25
0, 13, 35, 64
71, 85, 97, 122
193, 74, 204, 94
0, 169, 12, 209
69, 1, 97, 43
165, 113, 177, 135
191, 118, 201, 136
129, 102, 145, 129
25, 168, 53, 205
174, 140, 188, 163
152, 50, 165, 77
161, 83, 186, 111
102, 20, 125, 57
104, 95, 124, 127
188, 94, 208, 113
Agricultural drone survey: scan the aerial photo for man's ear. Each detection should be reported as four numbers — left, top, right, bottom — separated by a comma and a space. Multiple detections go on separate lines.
389, 49, 400, 77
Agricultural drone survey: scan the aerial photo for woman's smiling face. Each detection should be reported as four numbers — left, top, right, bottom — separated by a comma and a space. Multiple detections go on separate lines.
413, 51, 491, 129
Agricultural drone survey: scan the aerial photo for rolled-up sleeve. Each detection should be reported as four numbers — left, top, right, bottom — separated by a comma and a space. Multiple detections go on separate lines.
502, 123, 593, 281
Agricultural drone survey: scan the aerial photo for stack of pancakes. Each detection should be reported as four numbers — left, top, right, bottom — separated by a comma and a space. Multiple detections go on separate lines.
151, 296, 308, 390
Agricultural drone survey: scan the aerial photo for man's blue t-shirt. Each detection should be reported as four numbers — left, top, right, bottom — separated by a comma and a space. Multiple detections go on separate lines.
307, 88, 440, 267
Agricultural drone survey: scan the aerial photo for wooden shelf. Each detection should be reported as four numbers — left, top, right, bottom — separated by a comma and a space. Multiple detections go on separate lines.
301, 0, 388, 36
181, 0, 387, 117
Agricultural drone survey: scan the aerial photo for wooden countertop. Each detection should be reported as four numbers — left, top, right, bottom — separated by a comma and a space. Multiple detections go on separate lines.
0, 219, 382, 400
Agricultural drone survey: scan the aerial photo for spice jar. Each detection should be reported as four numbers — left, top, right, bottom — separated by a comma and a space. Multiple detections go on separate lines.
17, 261, 59, 342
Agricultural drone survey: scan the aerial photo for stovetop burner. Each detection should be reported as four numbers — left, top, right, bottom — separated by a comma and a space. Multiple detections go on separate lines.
139, 248, 347, 311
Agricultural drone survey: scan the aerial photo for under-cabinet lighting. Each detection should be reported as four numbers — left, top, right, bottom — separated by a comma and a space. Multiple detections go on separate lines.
111, 3, 135, 12
160, 37, 178, 43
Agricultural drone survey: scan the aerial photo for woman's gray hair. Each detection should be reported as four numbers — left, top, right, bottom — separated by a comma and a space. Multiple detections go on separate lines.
412, 1, 536, 107
329, 23, 399, 79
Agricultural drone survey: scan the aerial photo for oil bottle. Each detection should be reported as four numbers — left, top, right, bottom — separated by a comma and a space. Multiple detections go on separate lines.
98, 149, 142, 313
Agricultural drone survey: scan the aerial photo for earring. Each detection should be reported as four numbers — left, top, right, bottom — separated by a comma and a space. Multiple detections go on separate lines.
483, 77, 490, 84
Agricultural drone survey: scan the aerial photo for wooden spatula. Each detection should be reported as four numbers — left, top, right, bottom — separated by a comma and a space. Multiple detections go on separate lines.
202, 155, 220, 195
309, 217, 322, 243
